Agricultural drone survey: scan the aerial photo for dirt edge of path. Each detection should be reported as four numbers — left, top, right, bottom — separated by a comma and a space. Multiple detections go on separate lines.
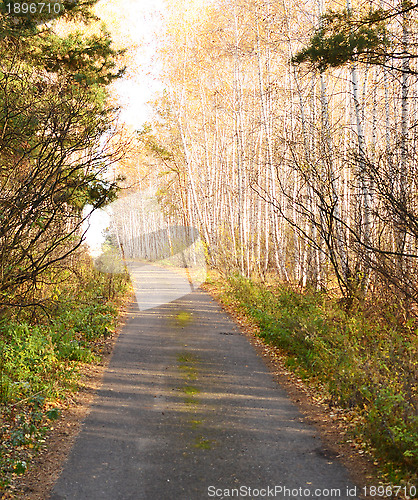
201, 281, 385, 500
3, 297, 134, 500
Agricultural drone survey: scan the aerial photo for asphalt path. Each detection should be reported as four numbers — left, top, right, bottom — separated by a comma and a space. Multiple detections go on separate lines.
126, 263, 194, 311
50, 268, 359, 500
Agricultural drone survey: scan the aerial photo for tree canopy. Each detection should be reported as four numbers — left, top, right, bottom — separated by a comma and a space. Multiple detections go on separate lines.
292, 2, 417, 73
0, 0, 125, 308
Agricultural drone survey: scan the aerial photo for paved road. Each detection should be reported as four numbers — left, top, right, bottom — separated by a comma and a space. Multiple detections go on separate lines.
50, 276, 359, 500
126, 262, 194, 311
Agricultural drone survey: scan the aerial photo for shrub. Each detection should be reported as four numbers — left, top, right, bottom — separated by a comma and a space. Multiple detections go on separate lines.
222, 274, 418, 484
0, 260, 131, 490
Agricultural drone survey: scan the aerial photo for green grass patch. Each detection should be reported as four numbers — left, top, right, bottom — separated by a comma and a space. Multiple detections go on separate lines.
194, 436, 212, 449
181, 385, 200, 395
210, 273, 418, 488
177, 353, 199, 364
177, 353, 199, 383
174, 311, 192, 327
178, 364, 198, 381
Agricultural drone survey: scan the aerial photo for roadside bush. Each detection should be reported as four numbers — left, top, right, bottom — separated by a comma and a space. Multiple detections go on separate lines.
0, 324, 59, 404
222, 274, 418, 485
0, 259, 131, 491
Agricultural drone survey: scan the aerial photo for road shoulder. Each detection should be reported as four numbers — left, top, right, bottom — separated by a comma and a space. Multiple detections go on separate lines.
6, 298, 133, 500
200, 281, 381, 500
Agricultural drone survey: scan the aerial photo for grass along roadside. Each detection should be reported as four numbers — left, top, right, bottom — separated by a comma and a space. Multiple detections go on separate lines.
0, 260, 132, 495
204, 272, 418, 494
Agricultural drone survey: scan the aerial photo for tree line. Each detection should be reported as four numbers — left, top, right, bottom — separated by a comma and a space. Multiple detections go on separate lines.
139, 0, 418, 309
0, 0, 124, 312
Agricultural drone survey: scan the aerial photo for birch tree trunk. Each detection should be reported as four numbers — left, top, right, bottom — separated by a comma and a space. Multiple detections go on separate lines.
346, 0, 371, 294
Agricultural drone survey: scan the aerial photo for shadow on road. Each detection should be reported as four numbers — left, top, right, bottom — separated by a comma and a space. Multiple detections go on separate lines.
51, 290, 358, 500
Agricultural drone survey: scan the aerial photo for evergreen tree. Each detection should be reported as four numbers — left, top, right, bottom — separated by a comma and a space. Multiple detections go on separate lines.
292, 2, 417, 74
0, 0, 125, 307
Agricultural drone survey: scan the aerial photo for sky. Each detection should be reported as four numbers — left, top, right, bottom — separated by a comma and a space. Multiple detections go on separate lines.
96, 0, 165, 128
84, 0, 165, 253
